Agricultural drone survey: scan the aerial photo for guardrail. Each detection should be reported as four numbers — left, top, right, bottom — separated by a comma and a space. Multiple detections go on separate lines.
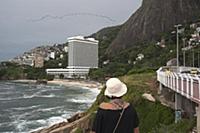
157, 67, 200, 104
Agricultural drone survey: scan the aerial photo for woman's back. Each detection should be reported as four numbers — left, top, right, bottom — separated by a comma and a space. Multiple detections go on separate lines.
92, 103, 139, 133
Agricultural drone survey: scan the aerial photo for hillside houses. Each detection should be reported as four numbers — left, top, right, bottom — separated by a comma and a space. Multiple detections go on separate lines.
10, 44, 68, 68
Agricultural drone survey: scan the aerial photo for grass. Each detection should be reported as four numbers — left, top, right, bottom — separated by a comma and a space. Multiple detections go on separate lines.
86, 72, 195, 133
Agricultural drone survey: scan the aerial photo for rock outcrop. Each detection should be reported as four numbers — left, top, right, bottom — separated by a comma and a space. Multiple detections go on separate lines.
107, 0, 200, 55
142, 93, 156, 102
32, 113, 92, 133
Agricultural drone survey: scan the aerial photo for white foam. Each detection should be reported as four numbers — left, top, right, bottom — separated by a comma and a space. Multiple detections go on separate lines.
29, 116, 67, 133
10, 118, 48, 133
66, 86, 100, 105
79, 86, 101, 95
68, 98, 94, 104
47, 116, 67, 126
40, 94, 56, 98
23, 93, 56, 99
36, 119, 46, 125
88, 88, 101, 94
16, 120, 27, 132
37, 106, 63, 112
30, 127, 45, 133
11, 105, 41, 111
0, 91, 13, 95
0, 97, 19, 101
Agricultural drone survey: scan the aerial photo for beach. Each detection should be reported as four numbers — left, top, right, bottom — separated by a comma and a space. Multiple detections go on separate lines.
12, 79, 103, 89
48, 79, 103, 89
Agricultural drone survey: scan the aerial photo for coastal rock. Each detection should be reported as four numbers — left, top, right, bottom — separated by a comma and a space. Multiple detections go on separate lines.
32, 113, 92, 133
67, 112, 85, 123
142, 93, 156, 102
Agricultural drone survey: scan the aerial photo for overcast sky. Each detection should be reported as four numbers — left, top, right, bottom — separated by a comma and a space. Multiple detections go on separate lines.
0, 0, 142, 61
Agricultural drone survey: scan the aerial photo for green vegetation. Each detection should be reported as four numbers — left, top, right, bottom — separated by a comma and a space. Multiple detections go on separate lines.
150, 119, 195, 133
0, 62, 53, 80
0, 49, 68, 80
86, 23, 199, 132
24, 67, 53, 80
74, 128, 83, 133
89, 22, 200, 81
44, 52, 68, 68
91, 25, 122, 66
0, 16, 199, 133
87, 73, 195, 133
0, 62, 25, 80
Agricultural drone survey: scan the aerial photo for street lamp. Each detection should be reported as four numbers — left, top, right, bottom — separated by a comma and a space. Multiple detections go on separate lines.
174, 24, 182, 68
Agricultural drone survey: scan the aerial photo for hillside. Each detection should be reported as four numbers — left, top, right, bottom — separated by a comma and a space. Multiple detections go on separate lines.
87, 73, 195, 133
89, 25, 122, 65
107, 0, 200, 55
39, 73, 195, 133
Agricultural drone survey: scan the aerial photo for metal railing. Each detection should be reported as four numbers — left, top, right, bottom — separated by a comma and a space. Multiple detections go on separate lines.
157, 67, 200, 104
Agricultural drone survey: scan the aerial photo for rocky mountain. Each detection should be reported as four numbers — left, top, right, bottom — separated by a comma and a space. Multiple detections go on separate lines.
107, 0, 200, 55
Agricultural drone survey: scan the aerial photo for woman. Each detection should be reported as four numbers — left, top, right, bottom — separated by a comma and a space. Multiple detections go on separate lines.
92, 78, 139, 133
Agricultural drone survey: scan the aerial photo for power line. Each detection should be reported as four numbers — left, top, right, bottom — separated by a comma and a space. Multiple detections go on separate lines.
28, 13, 116, 23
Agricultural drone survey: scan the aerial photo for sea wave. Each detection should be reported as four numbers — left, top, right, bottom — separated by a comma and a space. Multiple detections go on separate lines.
36, 106, 64, 112
23, 93, 56, 99
80, 86, 101, 95
68, 98, 94, 104
29, 116, 68, 133
7, 114, 67, 132
11, 105, 41, 111
0, 81, 100, 133
0, 97, 20, 101
47, 116, 67, 126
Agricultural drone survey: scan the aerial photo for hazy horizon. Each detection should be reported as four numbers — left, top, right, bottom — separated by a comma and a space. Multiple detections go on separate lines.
0, 0, 141, 61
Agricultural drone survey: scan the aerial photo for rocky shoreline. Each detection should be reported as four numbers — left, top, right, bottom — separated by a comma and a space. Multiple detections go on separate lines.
32, 112, 92, 133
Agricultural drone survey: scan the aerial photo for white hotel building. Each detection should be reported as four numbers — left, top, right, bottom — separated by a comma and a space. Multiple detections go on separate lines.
46, 36, 98, 78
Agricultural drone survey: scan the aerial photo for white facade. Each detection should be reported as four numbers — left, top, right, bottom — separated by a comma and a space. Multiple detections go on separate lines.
46, 36, 99, 79
68, 36, 98, 68
50, 52, 55, 59
46, 67, 90, 79
64, 46, 68, 52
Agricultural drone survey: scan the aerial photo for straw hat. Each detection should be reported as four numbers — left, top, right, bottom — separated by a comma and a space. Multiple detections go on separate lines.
104, 78, 127, 98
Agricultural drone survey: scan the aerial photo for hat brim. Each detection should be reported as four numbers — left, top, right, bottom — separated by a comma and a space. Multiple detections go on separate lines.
104, 83, 127, 97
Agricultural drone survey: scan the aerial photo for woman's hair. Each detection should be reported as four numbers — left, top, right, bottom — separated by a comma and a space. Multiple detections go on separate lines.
106, 96, 123, 100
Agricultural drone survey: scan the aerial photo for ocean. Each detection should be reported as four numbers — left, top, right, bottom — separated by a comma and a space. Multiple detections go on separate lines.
0, 81, 100, 133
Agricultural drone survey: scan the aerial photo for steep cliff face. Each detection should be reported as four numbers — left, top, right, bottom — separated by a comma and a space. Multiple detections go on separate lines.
107, 0, 200, 55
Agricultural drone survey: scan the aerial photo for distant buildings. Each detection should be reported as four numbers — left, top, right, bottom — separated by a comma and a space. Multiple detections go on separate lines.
156, 38, 166, 48
11, 53, 44, 68
46, 36, 99, 79
10, 44, 67, 68
34, 54, 44, 68
64, 46, 68, 52
136, 53, 144, 61
50, 52, 55, 59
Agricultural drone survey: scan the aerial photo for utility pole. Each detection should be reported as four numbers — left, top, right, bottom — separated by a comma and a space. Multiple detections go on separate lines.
193, 49, 195, 67
198, 52, 200, 68
175, 24, 182, 68
182, 38, 186, 66
174, 24, 182, 123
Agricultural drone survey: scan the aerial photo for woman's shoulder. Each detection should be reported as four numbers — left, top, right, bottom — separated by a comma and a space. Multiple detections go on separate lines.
99, 102, 130, 110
